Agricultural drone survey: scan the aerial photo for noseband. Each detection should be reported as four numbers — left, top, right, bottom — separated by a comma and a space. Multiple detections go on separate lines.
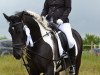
13, 43, 24, 48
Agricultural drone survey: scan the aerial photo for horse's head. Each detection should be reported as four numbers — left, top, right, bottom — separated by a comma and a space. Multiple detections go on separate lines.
3, 12, 27, 59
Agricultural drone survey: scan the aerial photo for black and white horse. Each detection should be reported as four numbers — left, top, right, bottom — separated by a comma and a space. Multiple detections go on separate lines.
3, 10, 83, 75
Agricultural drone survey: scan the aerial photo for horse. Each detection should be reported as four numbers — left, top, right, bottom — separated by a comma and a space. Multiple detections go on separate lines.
3, 10, 83, 75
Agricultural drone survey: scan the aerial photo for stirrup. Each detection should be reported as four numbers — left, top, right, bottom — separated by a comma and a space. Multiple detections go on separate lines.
69, 65, 75, 75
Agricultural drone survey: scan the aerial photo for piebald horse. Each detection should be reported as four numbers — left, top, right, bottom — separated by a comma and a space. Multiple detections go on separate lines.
3, 10, 83, 75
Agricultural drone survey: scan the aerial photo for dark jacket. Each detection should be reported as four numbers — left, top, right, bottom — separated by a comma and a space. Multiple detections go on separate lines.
41, 0, 71, 23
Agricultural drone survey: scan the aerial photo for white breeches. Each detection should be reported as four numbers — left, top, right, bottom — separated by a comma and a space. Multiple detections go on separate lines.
58, 23, 78, 55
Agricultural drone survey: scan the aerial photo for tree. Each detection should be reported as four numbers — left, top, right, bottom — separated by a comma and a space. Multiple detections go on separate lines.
0, 35, 7, 40
83, 33, 100, 51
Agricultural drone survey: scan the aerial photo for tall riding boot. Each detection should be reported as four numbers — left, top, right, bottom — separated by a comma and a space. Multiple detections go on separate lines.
68, 46, 76, 75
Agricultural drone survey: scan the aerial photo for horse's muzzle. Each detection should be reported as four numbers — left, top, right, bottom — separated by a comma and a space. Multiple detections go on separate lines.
13, 49, 22, 59
13, 45, 26, 60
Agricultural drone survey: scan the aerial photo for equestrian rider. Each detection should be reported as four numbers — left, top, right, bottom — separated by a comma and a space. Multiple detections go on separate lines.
41, 0, 77, 74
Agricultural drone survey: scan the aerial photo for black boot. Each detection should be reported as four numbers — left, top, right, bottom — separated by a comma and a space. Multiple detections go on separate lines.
68, 46, 76, 75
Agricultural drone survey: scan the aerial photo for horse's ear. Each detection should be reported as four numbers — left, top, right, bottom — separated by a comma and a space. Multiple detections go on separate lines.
17, 11, 26, 20
3, 13, 10, 22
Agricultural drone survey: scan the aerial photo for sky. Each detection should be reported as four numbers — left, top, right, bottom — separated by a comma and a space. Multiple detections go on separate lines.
0, 0, 100, 38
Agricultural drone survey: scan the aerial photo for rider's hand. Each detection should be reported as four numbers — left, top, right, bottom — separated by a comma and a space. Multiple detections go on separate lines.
41, 15, 48, 20
42, 16, 46, 19
57, 19, 63, 25
49, 22, 59, 31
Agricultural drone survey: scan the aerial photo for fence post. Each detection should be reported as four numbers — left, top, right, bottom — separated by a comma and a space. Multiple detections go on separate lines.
91, 41, 93, 50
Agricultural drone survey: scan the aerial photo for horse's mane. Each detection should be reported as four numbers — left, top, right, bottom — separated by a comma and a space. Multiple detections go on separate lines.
16, 10, 51, 31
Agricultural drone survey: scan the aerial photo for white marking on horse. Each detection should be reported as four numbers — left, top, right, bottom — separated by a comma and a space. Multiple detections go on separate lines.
23, 25, 33, 47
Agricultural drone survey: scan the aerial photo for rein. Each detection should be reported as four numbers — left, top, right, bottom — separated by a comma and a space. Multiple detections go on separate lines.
22, 56, 31, 75
32, 31, 51, 45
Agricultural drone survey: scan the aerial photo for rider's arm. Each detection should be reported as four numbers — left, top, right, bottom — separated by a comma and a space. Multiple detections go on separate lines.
41, 0, 49, 16
61, 0, 72, 22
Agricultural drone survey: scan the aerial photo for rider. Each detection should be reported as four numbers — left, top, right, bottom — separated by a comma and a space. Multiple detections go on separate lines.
41, 0, 77, 74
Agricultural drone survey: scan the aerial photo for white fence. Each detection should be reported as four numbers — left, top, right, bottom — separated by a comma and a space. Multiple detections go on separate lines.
83, 44, 100, 56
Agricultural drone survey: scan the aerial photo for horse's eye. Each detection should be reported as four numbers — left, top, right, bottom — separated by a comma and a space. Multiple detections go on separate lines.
9, 27, 14, 32
8, 27, 14, 35
12, 27, 14, 30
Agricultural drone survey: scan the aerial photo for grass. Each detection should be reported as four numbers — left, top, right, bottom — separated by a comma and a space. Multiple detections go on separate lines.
0, 51, 100, 75
0, 55, 28, 75
79, 51, 100, 75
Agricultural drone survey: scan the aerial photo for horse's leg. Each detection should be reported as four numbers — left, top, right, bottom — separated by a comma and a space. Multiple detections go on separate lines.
44, 66, 54, 75
29, 66, 40, 75
29, 71, 40, 75
55, 72, 59, 75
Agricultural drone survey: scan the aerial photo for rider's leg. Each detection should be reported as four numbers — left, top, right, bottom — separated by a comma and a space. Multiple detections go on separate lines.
58, 23, 77, 55
58, 23, 77, 74
68, 46, 76, 74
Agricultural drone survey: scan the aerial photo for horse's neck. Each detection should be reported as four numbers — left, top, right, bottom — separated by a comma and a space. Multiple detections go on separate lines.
23, 12, 51, 42
26, 24, 42, 42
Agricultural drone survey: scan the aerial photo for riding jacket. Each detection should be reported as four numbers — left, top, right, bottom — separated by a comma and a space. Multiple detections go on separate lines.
41, 0, 71, 23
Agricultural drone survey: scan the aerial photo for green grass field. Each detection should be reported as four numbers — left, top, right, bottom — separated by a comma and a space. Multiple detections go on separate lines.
79, 51, 100, 75
0, 55, 28, 75
0, 51, 100, 75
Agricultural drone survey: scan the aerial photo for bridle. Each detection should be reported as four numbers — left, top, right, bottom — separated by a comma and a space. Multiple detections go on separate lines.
10, 22, 25, 48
